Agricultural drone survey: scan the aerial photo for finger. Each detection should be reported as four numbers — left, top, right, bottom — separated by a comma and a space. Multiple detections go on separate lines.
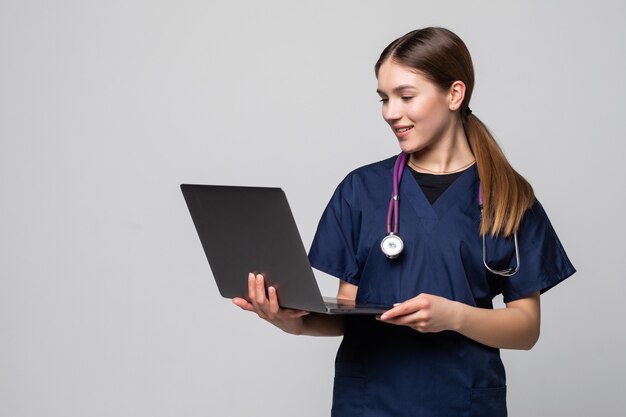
255, 274, 267, 305
268, 286, 279, 315
386, 313, 419, 326
267, 290, 310, 319
380, 297, 427, 320
388, 307, 432, 331
379, 303, 411, 320
232, 297, 255, 312
381, 314, 423, 330
247, 273, 257, 305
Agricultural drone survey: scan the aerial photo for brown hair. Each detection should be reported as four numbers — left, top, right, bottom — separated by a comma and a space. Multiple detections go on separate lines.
375, 27, 534, 237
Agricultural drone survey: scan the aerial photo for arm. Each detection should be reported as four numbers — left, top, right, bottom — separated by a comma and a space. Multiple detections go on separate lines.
301, 280, 357, 336
379, 291, 540, 350
232, 273, 357, 337
456, 293, 540, 349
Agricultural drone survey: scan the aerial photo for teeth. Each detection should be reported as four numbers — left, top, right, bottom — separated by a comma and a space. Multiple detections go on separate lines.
396, 127, 412, 133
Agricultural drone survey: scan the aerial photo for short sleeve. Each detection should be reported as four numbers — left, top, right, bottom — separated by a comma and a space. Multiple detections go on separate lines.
308, 175, 363, 285
500, 199, 576, 303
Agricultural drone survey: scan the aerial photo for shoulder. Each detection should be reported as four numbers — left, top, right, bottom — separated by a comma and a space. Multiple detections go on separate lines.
522, 198, 550, 228
323, 155, 396, 209
349, 155, 396, 175
339, 155, 396, 190
519, 197, 562, 247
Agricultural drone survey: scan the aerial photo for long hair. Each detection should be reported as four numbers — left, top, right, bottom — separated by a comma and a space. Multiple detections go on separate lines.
375, 27, 534, 237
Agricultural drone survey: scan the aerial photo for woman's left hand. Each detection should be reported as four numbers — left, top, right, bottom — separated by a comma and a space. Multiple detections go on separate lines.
378, 293, 462, 333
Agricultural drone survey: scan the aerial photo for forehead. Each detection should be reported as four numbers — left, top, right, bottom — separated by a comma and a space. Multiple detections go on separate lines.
376, 60, 436, 93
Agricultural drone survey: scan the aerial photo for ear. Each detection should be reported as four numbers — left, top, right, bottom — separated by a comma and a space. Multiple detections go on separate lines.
448, 81, 466, 111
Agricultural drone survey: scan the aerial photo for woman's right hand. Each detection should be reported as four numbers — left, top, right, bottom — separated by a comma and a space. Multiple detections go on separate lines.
232, 273, 310, 335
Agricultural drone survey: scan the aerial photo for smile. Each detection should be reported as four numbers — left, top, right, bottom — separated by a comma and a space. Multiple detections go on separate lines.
393, 126, 414, 137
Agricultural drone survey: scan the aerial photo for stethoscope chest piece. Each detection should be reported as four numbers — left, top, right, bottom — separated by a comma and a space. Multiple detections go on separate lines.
381, 233, 404, 259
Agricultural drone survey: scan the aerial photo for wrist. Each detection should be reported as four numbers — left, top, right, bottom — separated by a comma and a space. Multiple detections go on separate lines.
280, 319, 302, 336
451, 301, 468, 333
292, 318, 305, 336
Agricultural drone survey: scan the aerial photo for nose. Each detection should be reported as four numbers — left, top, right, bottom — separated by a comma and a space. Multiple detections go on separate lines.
382, 100, 402, 123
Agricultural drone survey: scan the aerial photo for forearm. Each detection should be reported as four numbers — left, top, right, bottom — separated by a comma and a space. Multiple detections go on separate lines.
296, 280, 353, 336
454, 293, 540, 350
300, 313, 344, 336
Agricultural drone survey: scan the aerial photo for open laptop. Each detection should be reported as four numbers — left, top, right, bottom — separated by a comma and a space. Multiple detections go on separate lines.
181, 184, 390, 314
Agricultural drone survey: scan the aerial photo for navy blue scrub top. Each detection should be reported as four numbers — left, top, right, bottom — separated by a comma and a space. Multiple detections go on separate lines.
308, 156, 575, 417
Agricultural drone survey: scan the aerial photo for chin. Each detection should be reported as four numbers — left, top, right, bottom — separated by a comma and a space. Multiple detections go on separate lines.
398, 141, 424, 155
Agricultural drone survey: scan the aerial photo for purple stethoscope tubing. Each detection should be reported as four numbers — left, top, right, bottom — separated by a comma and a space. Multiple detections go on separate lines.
383, 152, 520, 276
386, 151, 408, 235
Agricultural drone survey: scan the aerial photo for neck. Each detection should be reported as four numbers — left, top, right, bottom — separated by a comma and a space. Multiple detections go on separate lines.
409, 123, 474, 174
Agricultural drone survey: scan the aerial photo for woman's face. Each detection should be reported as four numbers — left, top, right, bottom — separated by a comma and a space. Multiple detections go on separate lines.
376, 60, 455, 154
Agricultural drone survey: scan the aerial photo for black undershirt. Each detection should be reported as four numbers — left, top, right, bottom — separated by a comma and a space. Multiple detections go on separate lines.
408, 166, 464, 204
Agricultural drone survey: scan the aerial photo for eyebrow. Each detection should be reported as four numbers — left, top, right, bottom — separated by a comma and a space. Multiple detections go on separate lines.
376, 84, 417, 95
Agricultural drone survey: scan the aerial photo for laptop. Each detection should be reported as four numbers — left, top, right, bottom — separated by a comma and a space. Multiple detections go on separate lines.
181, 184, 390, 314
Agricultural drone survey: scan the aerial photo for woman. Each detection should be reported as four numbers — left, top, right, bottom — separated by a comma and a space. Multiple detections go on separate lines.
233, 27, 575, 416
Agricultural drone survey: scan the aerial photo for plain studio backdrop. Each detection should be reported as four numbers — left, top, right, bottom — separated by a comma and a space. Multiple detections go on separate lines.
1, 0, 624, 416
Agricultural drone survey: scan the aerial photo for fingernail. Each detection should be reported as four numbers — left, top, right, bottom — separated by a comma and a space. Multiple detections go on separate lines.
379, 314, 387, 320
256, 275, 262, 283
393, 303, 401, 307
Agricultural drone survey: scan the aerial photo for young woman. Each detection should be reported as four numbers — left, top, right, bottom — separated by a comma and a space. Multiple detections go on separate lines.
233, 27, 575, 417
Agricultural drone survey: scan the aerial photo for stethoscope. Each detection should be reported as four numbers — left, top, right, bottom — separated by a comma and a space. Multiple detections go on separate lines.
381, 152, 520, 277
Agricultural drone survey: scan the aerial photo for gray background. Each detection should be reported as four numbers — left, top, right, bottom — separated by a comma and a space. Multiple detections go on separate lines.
1, 0, 624, 416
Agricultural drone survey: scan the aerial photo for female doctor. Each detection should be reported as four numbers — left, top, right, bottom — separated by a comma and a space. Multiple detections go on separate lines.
233, 27, 575, 416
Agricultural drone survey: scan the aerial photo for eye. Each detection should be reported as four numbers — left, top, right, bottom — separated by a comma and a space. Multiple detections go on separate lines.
379, 98, 389, 103
401, 96, 413, 102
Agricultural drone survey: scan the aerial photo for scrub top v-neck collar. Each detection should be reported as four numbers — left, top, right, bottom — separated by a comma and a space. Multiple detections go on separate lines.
399, 163, 479, 233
